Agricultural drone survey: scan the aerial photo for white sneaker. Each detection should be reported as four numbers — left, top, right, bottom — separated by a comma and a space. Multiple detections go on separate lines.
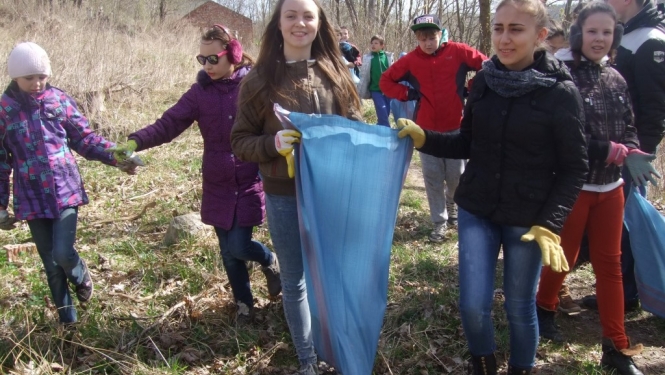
428, 222, 448, 243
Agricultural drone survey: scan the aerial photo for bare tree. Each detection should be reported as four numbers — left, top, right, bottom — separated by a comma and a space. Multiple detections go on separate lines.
478, 0, 491, 55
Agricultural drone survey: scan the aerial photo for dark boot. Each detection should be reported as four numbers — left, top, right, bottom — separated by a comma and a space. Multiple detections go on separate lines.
468, 353, 497, 375
536, 306, 564, 343
601, 337, 644, 375
507, 364, 531, 374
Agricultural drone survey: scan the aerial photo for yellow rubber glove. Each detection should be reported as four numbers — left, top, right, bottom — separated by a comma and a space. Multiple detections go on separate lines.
108, 140, 138, 162
396, 118, 425, 148
275, 130, 301, 178
520, 226, 570, 273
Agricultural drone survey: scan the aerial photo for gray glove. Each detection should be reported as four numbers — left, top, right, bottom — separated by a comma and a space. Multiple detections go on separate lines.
625, 149, 661, 186
117, 154, 145, 175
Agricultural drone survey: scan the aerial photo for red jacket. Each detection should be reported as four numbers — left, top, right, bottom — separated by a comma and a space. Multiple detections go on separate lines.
380, 42, 487, 132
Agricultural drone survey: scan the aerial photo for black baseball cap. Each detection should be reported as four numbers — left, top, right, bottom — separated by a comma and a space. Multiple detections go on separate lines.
411, 14, 443, 31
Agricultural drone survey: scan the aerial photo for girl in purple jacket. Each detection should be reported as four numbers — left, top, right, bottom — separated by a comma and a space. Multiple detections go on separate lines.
111, 25, 280, 323
0, 42, 132, 325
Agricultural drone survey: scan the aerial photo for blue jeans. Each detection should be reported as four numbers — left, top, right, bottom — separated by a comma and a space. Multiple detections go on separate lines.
214, 220, 273, 308
370, 91, 391, 127
458, 208, 542, 368
265, 194, 317, 366
28, 207, 85, 324
620, 167, 647, 302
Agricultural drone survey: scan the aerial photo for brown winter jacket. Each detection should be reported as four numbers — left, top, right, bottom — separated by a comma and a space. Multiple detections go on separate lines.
231, 60, 363, 196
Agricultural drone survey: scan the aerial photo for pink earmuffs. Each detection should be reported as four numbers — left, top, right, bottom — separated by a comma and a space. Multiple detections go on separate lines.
213, 24, 243, 64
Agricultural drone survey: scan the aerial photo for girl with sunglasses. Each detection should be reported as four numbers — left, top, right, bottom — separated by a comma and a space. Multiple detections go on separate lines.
111, 25, 281, 323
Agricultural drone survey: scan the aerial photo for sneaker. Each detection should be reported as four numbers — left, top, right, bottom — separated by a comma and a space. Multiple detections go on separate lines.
536, 306, 564, 343
235, 301, 255, 326
75, 261, 94, 303
291, 363, 319, 375
447, 218, 458, 228
582, 295, 640, 312
601, 338, 644, 375
428, 222, 448, 243
261, 254, 282, 297
557, 284, 581, 315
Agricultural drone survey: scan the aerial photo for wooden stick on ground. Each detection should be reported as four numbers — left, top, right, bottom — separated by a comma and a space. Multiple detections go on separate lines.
81, 201, 157, 229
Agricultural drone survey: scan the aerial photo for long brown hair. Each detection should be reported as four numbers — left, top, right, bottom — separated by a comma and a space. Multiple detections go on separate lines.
201, 26, 254, 68
239, 0, 360, 116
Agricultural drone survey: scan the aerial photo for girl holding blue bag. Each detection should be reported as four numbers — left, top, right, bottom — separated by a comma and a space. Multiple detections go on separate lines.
231, 0, 362, 373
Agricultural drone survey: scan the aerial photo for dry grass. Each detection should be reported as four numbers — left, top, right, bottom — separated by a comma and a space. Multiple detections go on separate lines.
0, 0, 202, 141
0, 2, 664, 374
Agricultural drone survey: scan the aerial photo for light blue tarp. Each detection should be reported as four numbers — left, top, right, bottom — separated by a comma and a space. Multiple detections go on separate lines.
624, 187, 665, 318
287, 110, 413, 375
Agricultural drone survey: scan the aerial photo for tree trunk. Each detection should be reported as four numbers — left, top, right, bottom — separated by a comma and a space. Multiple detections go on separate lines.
478, 0, 491, 55
344, 0, 359, 30
158, 0, 166, 22
380, 0, 395, 28
368, 0, 377, 24
335, 0, 340, 26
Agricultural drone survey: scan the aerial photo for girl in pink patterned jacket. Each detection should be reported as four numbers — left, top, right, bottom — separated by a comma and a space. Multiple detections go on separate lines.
0, 42, 131, 324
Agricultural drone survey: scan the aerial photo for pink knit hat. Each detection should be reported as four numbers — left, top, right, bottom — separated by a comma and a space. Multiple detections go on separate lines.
7, 42, 52, 79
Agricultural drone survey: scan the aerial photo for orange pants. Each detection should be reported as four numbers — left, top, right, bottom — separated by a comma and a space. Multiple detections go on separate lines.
536, 187, 628, 349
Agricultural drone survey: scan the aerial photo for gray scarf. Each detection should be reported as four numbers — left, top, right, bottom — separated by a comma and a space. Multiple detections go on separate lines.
482, 59, 557, 98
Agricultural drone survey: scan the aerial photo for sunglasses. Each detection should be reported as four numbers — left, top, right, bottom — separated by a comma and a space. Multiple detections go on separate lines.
196, 50, 228, 65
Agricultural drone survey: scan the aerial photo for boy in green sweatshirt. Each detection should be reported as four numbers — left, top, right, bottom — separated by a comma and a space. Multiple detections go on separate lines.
358, 35, 394, 126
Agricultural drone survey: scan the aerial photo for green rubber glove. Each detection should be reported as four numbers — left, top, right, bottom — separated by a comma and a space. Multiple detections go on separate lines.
624, 149, 661, 187
275, 130, 301, 178
521, 226, 570, 273
396, 118, 426, 148
108, 140, 138, 162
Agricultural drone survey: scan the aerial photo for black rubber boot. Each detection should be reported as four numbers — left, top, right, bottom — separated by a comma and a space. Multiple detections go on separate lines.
601, 337, 644, 375
468, 353, 497, 375
507, 364, 531, 374
536, 306, 564, 343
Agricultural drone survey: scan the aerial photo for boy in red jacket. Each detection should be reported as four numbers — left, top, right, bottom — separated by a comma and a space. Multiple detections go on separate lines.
380, 14, 487, 242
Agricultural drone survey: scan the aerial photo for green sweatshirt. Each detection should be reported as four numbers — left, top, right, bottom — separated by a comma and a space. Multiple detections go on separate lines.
369, 50, 390, 92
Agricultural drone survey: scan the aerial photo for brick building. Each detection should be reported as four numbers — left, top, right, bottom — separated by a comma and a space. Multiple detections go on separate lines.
183, 1, 253, 43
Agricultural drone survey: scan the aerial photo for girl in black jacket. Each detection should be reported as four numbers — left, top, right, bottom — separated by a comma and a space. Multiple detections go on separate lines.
536, 3, 650, 375
398, 0, 588, 373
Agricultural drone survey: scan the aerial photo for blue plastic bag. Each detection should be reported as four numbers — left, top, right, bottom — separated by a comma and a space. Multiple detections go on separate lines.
623, 187, 665, 318
390, 98, 416, 121
390, 52, 416, 122
284, 108, 413, 374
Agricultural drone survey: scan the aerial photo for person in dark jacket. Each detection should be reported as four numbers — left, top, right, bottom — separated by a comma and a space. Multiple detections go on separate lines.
397, 0, 588, 373
338, 26, 362, 77
111, 25, 281, 323
535, 4, 652, 375
586, 0, 665, 315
